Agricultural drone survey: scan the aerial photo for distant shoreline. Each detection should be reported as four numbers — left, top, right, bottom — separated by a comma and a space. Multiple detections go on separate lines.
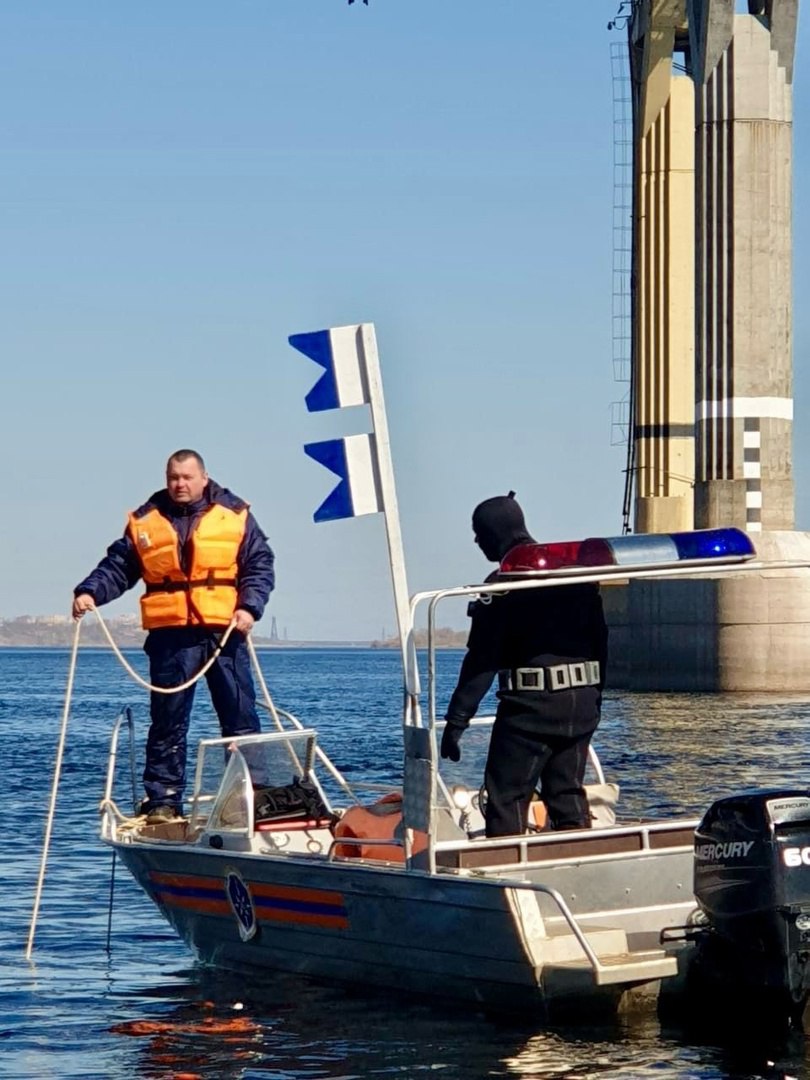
0, 617, 467, 650
0, 641, 467, 650
0, 642, 368, 648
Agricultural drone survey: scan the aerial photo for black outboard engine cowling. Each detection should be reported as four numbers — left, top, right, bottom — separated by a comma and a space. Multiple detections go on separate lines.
694, 789, 810, 1008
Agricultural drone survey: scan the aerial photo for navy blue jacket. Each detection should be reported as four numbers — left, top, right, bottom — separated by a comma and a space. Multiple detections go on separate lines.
74, 480, 275, 622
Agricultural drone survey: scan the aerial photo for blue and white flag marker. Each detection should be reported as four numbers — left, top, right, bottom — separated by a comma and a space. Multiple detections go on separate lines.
291, 321, 432, 865
290, 323, 416, 693
304, 435, 382, 522
289, 325, 369, 413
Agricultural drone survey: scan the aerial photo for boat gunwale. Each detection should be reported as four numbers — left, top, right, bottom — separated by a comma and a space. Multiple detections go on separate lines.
110, 812, 700, 879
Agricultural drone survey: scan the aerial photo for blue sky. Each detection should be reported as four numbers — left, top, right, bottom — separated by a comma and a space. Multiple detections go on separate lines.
2, 2, 809, 640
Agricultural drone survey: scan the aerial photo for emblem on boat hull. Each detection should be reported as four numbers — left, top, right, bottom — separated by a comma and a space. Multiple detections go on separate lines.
226, 870, 257, 941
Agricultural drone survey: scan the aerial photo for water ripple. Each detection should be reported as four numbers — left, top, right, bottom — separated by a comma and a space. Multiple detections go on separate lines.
3, 648, 810, 1079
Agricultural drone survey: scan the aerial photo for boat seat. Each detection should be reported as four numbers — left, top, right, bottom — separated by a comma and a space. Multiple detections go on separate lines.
255, 817, 334, 833
436, 823, 695, 870
137, 818, 189, 842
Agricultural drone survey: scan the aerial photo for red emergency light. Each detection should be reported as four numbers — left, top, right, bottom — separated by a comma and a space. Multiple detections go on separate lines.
498, 527, 756, 577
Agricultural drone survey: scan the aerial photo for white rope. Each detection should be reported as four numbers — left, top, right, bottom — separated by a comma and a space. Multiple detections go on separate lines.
246, 635, 282, 728
246, 635, 305, 775
246, 636, 359, 802
26, 609, 239, 959
87, 607, 237, 693
26, 617, 82, 962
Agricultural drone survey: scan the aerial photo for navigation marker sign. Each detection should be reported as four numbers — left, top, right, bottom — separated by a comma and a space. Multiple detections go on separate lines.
304, 434, 382, 522
290, 319, 426, 862
290, 325, 369, 413
290, 321, 416, 695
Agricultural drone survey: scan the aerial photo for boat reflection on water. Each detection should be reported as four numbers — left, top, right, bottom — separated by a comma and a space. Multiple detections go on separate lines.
110, 1001, 261, 1080
108, 969, 809, 1080
501, 1018, 807, 1080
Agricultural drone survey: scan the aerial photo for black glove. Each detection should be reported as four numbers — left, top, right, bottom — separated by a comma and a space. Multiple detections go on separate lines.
440, 722, 464, 762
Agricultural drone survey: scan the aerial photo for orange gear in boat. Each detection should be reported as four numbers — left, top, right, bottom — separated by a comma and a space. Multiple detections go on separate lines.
128, 505, 247, 629
333, 792, 427, 861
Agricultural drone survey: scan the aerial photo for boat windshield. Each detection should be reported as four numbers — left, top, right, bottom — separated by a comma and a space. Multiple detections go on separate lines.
187, 728, 324, 835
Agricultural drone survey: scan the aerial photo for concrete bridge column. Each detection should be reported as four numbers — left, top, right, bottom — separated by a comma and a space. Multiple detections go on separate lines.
691, 3, 797, 532
630, 1, 696, 535
614, 0, 810, 692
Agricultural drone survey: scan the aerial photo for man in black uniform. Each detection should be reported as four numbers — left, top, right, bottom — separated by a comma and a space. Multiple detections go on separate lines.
441, 494, 608, 837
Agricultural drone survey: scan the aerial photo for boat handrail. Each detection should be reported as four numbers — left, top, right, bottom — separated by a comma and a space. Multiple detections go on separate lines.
502, 878, 618, 979
434, 714, 606, 788
344, 780, 403, 793
321, 841, 659, 982
191, 729, 320, 749
402, 555, 810, 872
325, 835, 405, 862
100, 705, 137, 841
524, 881, 602, 973
416, 558, 810, 709
432, 815, 701, 856
415, 556, 810, 718
432, 816, 704, 876
410, 555, 810, 620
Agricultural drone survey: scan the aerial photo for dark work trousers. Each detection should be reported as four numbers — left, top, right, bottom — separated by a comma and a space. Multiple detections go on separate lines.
142, 628, 261, 810
483, 712, 593, 837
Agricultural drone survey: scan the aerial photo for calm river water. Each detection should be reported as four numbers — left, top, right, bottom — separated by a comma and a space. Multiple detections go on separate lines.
3, 646, 810, 1079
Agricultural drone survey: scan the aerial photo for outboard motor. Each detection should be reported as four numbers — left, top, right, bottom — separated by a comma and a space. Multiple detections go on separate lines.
693, 789, 810, 1013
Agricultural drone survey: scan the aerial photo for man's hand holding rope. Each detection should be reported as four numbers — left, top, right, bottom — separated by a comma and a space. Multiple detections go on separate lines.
233, 609, 255, 634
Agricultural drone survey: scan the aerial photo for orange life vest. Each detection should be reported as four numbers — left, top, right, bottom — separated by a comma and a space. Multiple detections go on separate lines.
332, 793, 428, 862
128, 504, 248, 629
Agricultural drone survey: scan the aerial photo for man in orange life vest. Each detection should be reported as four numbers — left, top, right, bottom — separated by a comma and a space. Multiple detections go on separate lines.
72, 449, 275, 824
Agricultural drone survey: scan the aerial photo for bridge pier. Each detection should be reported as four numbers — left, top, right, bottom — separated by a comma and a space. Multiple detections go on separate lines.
618, 1, 810, 691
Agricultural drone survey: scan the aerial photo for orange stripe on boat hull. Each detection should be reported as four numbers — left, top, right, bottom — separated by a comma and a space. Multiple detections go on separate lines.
154, 894, 232, 917
150, 871, 223, 890
250, 882, 346, 907
255, 908, 349, 930
148, 869, 349, 929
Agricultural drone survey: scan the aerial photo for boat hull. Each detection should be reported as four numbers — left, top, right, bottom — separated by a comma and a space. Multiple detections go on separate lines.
114, 835, 693, 1015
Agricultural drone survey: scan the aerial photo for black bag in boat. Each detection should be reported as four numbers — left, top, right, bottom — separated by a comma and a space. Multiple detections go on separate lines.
253, 777, 328, 823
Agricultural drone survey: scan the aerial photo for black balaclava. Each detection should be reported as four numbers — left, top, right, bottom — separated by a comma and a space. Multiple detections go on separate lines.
471, 492, 534, 562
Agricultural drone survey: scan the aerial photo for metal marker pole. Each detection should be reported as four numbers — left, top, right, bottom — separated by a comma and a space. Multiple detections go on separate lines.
358, 324, 429, 868
358, 323, 420, 703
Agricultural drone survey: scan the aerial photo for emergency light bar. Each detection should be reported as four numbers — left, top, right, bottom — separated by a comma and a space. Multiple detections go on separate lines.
498, 527, 756, 577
